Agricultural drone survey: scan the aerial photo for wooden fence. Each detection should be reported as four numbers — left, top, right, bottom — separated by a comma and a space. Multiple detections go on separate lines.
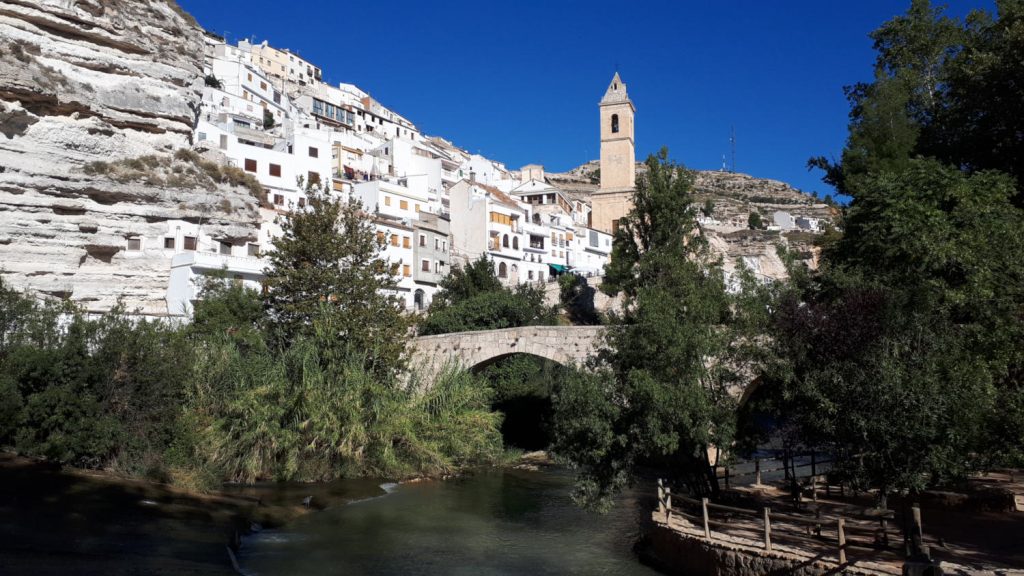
656, 479, 911, 567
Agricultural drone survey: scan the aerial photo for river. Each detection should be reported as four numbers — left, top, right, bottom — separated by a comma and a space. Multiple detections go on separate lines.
236, 468, 664, 575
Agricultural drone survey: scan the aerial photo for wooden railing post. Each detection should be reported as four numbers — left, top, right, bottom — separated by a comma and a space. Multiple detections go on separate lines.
837, 518, 847, 564
754, 458, 762, 486
811, 452, 817, 478
657, 479, 665, 517
763, 507, 772, 551
702, 497, 711, 540
665, 486, 672, 523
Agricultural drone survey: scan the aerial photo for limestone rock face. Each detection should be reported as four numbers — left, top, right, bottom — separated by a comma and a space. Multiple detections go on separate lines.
549, 161, 837, 282
0, 0, 260, 314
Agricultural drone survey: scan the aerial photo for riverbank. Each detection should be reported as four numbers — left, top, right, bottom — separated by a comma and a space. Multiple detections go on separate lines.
0, 452, 386, 575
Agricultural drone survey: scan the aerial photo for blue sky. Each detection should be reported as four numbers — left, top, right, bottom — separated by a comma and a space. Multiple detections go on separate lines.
177, 0, 995, 200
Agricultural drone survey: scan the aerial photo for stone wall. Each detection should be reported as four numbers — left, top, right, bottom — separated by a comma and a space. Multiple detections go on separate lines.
409, 325, 604, 383
541, 275, 623, 316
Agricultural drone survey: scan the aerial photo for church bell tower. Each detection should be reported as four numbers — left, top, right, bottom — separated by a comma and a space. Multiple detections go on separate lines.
592, 72, 636, 234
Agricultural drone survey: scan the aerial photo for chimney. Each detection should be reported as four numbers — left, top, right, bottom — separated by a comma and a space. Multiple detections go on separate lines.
469, 171, 476, 183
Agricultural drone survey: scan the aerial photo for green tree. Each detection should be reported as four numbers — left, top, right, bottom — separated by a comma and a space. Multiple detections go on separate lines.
263, 183, 409, 377
810, 0, 1024, 198
558, 274, 600, 325
932, 1, 1024, 193
556, 149, 733, 508
701, 198, 715, 217
775, 159, 1024, 502
418, 255, 556, 336
747, 211, 763, 230
263, 108, 276, 130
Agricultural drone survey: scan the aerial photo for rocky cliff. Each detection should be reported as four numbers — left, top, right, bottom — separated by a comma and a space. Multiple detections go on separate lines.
548, 161, 838, 281
0, 0, 260, 314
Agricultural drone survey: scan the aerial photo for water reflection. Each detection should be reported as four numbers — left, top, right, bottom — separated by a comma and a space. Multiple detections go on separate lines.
239, 468, 662, 576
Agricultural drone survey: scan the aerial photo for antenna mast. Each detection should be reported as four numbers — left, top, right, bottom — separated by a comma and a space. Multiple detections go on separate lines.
730, 126, 736, 173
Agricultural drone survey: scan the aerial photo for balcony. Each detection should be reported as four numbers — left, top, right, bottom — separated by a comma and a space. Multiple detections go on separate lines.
172, 251, 268, 276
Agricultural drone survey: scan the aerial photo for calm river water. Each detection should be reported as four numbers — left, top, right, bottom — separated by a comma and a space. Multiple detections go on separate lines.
237, 468, 663, 576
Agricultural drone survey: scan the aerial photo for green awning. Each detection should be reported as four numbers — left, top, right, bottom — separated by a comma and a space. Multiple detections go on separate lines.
548, 264, 569, 273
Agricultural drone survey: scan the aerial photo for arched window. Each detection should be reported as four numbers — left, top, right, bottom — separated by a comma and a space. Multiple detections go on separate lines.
510, 264, 518, 280
512, 237, 519, 250
532, 213, 541, 224
498, 262, 507, 278
611, 114, 619, 134
414, 289, 425, 311
502, 234, 509, 248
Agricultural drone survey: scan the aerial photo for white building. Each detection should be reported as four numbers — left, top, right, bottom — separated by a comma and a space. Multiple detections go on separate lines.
448, 179, 527, 284
352, 178, 441, 309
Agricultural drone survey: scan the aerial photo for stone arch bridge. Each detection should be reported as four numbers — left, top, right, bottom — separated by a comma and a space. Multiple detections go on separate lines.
409, 325, 758, 404
409, 325, 604, 382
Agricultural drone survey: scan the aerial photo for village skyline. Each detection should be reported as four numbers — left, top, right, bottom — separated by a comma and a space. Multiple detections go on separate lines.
179, 0, 996, 201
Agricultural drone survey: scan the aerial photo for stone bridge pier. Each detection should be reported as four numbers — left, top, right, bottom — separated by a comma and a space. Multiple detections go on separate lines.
409, 325, 605, 385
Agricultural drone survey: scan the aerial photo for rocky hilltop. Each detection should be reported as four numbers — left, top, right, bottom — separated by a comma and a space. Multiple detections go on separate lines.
549, 160, 838, 281
0, 0, 260, 314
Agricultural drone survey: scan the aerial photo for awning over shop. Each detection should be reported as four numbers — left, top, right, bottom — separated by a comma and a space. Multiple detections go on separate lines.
548, 264, 569, 274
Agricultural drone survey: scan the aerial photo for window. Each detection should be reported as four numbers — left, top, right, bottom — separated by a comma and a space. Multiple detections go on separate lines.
489, 212, 512, 226
502, 235, 509, 248
298, 197, 306, 208
164, 237, 175, 250
307, 172, 320, 185
219, 241, 231, 255
420, 234, 426, 247
183, 236, 197, 251
260, 81, 267, 90
403, 236, 411, 249
269, 163, 281, 177
421, 259, 430, 272
612, 219, 620, 235
498, 262, 507, 278
273, 194, 284, 206
384, 196, 391, 207
415, 204, 421, 213
528, 271, 534, 280
244, 158, 257, 173
126, 237, 142, 251
376, 231, 385, 243
390, 234, 399, 247
433, 238, 439, 250
402, 264, 411, 277
248, 243, 260, 256
611, 113, 619, 134
400, 200, 408, 210
442, 241, 446, 251
512, 237, 519, 250
247, 73, 252, 82
308, 146, 319, 158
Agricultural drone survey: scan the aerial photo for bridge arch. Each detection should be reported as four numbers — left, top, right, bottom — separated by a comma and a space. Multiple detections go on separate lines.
409, 326, 604, 385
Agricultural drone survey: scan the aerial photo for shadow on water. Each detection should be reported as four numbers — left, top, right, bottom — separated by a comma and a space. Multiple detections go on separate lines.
238, 468, 664, 576
0, 453, 247, 575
